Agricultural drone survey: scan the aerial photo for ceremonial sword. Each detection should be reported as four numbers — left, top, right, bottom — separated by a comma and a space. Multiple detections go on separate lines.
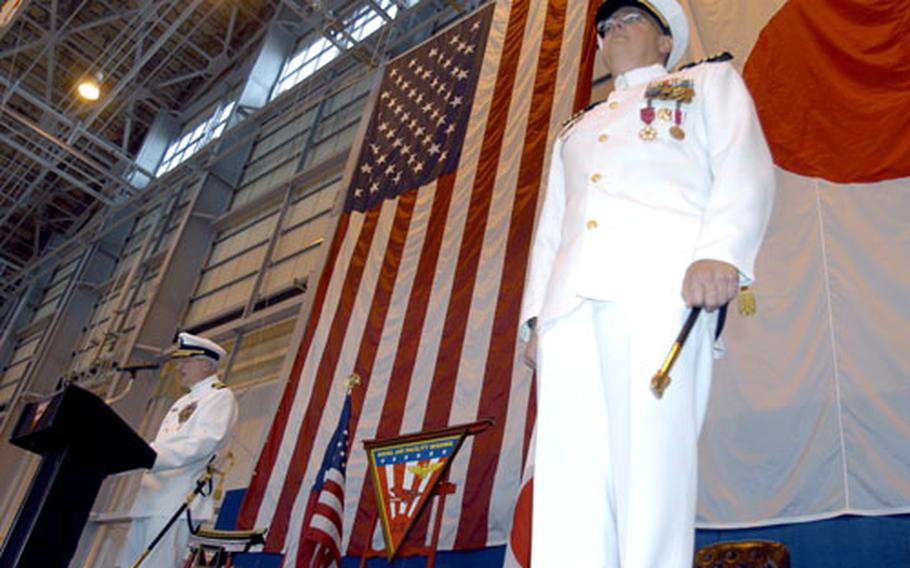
650, 307, 701, 399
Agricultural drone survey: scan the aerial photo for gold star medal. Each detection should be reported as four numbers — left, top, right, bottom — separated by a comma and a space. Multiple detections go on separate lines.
639, 105, 657, 141
178, 402, 197, 424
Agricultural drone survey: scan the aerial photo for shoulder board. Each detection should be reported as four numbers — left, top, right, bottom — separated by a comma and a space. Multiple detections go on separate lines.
558, 100, 605, 139
678, 51, 733, 71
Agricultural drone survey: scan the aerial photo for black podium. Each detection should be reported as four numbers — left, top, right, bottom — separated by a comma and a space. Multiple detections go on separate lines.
0, 384, 156, 568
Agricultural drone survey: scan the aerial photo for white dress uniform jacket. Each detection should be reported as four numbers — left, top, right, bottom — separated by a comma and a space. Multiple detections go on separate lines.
130, 374, 238, 520
520, 61, 775, 337
119, 375, 237, 567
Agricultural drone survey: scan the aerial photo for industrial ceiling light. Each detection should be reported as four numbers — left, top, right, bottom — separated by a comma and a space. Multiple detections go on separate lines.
77, 73, 102, 101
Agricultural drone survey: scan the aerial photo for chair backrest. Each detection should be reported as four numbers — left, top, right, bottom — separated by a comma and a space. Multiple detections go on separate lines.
215, 488, 247, 530
694, 540, 790, 568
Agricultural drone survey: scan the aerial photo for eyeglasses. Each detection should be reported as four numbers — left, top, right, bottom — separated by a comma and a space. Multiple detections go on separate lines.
597, 12, 647, 36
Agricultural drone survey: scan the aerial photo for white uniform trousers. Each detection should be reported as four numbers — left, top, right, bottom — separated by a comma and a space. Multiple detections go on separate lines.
118, 514, 191, 568
531, 299, 715, 568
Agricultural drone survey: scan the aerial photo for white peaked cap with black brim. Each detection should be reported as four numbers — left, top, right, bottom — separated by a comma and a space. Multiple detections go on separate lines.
172, 331, 226, 362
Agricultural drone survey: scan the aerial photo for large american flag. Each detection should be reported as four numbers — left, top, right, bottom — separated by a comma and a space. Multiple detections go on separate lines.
237, 0, 599, 564
297, 390, 352, 567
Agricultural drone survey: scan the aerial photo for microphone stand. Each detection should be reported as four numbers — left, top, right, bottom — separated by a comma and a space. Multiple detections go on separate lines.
105, 364, 161, 405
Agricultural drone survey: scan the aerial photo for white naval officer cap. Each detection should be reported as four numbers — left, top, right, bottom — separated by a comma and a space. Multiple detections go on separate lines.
595, 0, 690, 69
172, 332, 226, 362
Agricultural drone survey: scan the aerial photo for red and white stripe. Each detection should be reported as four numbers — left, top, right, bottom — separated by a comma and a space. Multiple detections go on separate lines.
305, 467, 346, 563
237, 0, 599, 564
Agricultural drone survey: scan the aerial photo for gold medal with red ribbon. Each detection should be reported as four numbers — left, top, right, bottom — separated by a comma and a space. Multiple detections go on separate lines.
670, 102, 685, 140
639, 103, 657, 141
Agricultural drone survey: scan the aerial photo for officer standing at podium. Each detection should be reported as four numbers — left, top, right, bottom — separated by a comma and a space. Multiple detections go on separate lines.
119, 332, 238, 567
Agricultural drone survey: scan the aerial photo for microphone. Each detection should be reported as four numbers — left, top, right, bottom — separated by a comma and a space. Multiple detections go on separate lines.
105, 362, 163, 404
117, 363, 162, 373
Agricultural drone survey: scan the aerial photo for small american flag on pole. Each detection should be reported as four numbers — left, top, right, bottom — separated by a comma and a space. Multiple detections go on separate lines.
298, 389, 353, 568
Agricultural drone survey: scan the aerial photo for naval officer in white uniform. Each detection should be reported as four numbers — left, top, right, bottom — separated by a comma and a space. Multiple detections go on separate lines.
119, 332, 238, 568
520, 0, 775, 565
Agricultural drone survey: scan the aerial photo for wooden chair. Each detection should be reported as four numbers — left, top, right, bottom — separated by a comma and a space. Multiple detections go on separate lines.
694, 540, 790, 568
